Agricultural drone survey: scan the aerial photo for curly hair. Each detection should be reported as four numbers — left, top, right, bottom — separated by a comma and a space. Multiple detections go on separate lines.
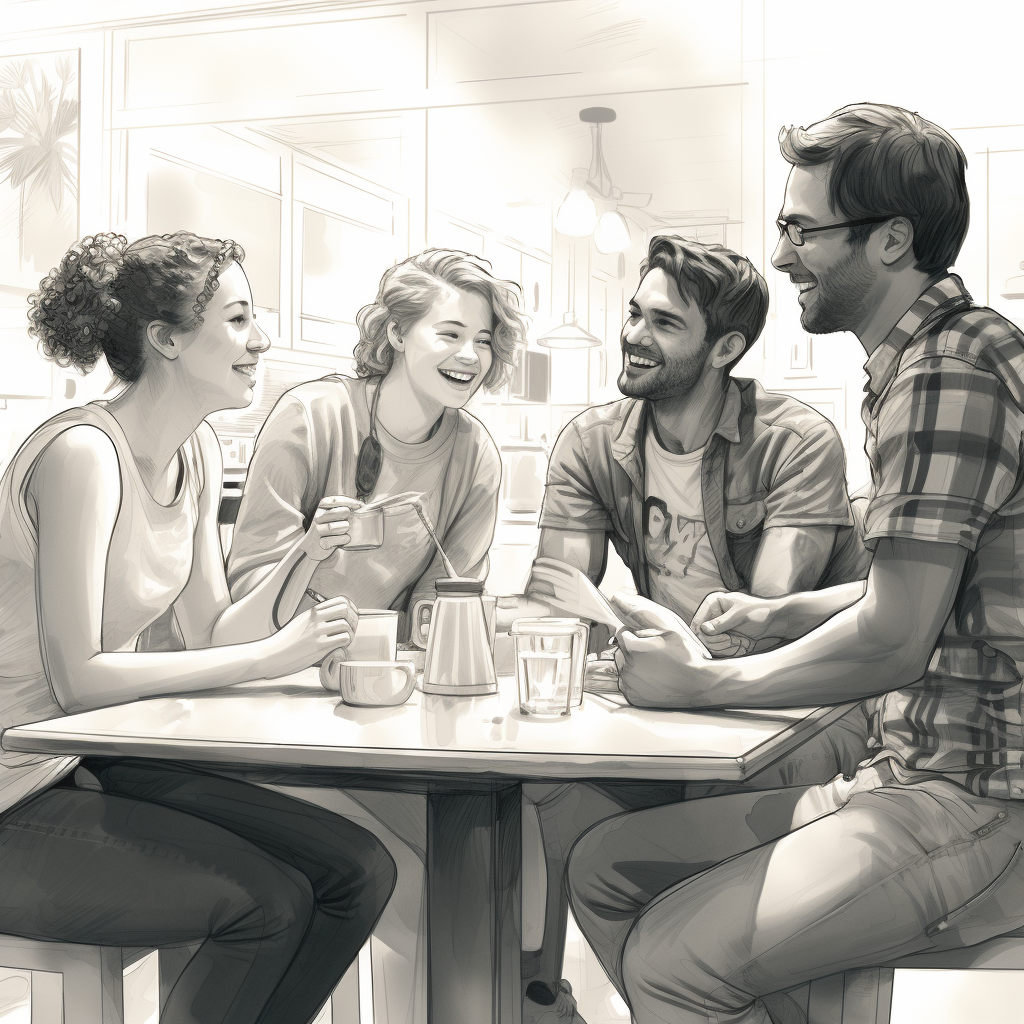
28, 231, 245, 383
353, 249, 527, 392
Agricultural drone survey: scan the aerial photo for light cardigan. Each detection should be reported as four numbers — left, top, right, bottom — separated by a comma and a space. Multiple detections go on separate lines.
226, 375, 501, 636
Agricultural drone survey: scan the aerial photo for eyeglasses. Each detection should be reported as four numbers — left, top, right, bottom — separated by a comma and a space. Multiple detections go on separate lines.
776, 215, 892, 247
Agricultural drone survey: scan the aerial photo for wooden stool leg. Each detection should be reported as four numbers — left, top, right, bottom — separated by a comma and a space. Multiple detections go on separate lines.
806, 968, 894, 1024
56, 945, 123, 1024
158, 945, 197, 1013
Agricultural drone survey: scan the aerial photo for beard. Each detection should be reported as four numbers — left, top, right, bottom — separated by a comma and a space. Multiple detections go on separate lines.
799, 242, 877, 335
617, 345, 707, 400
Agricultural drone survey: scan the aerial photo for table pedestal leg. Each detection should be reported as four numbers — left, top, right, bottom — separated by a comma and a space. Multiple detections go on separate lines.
427, 783, 522, 1024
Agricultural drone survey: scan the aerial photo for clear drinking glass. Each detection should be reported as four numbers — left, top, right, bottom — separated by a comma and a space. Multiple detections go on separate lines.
511, 618, 589, 716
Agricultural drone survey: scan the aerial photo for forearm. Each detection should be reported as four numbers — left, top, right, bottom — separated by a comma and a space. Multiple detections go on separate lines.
214, 538, 316, 644
628, 540, 966, 712
492, 529, 607, 631
771, 581, 867, 640
689, 596, 920, 709
495, 594, 556, 631
55, 639, 275, 714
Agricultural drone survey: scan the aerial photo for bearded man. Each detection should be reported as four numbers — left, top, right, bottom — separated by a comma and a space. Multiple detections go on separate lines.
506, 235, 872, 1024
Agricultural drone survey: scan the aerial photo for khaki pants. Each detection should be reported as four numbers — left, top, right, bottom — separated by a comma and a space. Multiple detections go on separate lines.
567, 759, 1024, 1023
521, 704, 872, 994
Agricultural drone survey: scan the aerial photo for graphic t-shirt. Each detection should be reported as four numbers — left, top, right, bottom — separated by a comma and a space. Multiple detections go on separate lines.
644, 432, 725, 623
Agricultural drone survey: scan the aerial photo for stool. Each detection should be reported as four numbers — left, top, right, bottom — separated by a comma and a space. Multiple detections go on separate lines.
801, 927, 1024, 1024
0, 936, 145, 1023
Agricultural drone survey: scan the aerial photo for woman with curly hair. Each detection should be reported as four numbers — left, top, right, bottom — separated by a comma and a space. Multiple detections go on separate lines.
0, 231, 396, 1024
227, 248, 526, 634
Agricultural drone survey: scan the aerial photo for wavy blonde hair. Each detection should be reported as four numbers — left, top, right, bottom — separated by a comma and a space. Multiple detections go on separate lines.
353, 249, 527, 392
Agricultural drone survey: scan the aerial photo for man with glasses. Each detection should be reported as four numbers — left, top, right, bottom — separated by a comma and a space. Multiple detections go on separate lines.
565, 102, 1024, 1024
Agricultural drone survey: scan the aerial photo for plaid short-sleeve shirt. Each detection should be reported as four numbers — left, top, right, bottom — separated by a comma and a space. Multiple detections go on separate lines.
864, 275, 1024, 797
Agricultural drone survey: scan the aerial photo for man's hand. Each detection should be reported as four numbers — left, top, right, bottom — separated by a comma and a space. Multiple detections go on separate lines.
690, 591, 791, 656
609, 592, 717, 708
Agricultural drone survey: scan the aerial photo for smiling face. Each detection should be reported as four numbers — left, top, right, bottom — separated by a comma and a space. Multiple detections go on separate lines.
175, 261, 271, 412
393, 285, 494, 410
772, 164, 878, 336
618, 267, 711, 400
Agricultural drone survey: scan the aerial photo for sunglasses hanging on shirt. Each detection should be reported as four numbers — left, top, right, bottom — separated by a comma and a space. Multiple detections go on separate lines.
356, 376, 384, 501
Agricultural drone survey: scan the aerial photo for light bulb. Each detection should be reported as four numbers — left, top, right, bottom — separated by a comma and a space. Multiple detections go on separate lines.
594, 210, 630, 253
555, 169, 598, 237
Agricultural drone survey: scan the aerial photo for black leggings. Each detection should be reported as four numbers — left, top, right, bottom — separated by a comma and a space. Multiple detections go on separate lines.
0, 759, 396, 1024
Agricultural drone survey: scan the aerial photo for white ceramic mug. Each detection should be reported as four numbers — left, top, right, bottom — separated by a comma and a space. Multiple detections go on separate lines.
320, 656, 416, 706
348, 609, 399, 661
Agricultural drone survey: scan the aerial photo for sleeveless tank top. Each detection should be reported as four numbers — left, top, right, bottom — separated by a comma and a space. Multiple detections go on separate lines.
0, 403, 203, 813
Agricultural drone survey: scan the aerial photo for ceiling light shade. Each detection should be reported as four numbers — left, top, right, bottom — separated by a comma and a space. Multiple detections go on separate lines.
594, 210, 631, 253
537, 312, 602, 350
555, 168, 598, 237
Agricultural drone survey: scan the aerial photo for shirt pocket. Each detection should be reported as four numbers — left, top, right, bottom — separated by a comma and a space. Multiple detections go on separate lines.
724, 498, 767, 536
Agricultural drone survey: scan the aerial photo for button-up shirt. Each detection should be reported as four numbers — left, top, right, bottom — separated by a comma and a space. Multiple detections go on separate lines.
538, 377, 861, 601
863, 275, 1024, 797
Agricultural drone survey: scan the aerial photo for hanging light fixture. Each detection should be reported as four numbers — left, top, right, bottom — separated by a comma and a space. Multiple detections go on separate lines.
540, 109, 650, 350
594, 211, 631, 254
538, 238, 601, 350
553, 107, 651, 253
1002, 261, 1024, 300
555, 168, 598, 237
537, 310, 602, 349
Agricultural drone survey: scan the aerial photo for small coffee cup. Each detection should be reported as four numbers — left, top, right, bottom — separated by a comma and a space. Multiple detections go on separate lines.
348, 507, 385, 550
320, 655, 416, 706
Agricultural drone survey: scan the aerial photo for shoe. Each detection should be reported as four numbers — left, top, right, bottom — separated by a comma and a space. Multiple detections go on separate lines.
523, 979, 588, 1024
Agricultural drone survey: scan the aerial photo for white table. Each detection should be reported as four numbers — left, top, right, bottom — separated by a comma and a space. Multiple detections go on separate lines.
3, 672, 856, 1024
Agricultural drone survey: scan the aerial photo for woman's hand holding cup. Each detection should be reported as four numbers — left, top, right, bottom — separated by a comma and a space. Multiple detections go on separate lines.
263, 595, 360, 677
301, 496, 363, 561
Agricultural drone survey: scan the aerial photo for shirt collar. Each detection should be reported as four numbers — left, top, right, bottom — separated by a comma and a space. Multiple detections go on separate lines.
863, 274, 973, 397
613, 377, 743, 458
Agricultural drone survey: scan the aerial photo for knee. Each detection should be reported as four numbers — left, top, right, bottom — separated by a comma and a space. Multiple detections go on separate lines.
213, 856, 316, 947
621, 918, 682, 997
320, 829, 397, 921
363, 838, 398, 915
565, 817, 620, 916
622, 916, 746, 1018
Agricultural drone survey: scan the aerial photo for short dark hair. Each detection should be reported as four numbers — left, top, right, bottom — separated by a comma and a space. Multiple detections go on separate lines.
640, 236, 769, 367
779, 103, 969, 276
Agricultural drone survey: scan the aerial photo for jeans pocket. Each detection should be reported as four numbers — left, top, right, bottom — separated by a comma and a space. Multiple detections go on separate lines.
926, 842, 1024, 949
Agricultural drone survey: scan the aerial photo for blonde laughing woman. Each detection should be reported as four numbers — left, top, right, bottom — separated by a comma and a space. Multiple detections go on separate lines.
227, 248, 526, 635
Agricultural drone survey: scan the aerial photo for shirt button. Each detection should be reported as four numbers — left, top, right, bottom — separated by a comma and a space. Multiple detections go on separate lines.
736, 518, 746, 528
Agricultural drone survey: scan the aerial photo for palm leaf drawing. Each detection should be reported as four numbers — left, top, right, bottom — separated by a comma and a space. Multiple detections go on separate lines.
0, 61, 28, 91
0, 55, 77, 222
0, 91, 16, 133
